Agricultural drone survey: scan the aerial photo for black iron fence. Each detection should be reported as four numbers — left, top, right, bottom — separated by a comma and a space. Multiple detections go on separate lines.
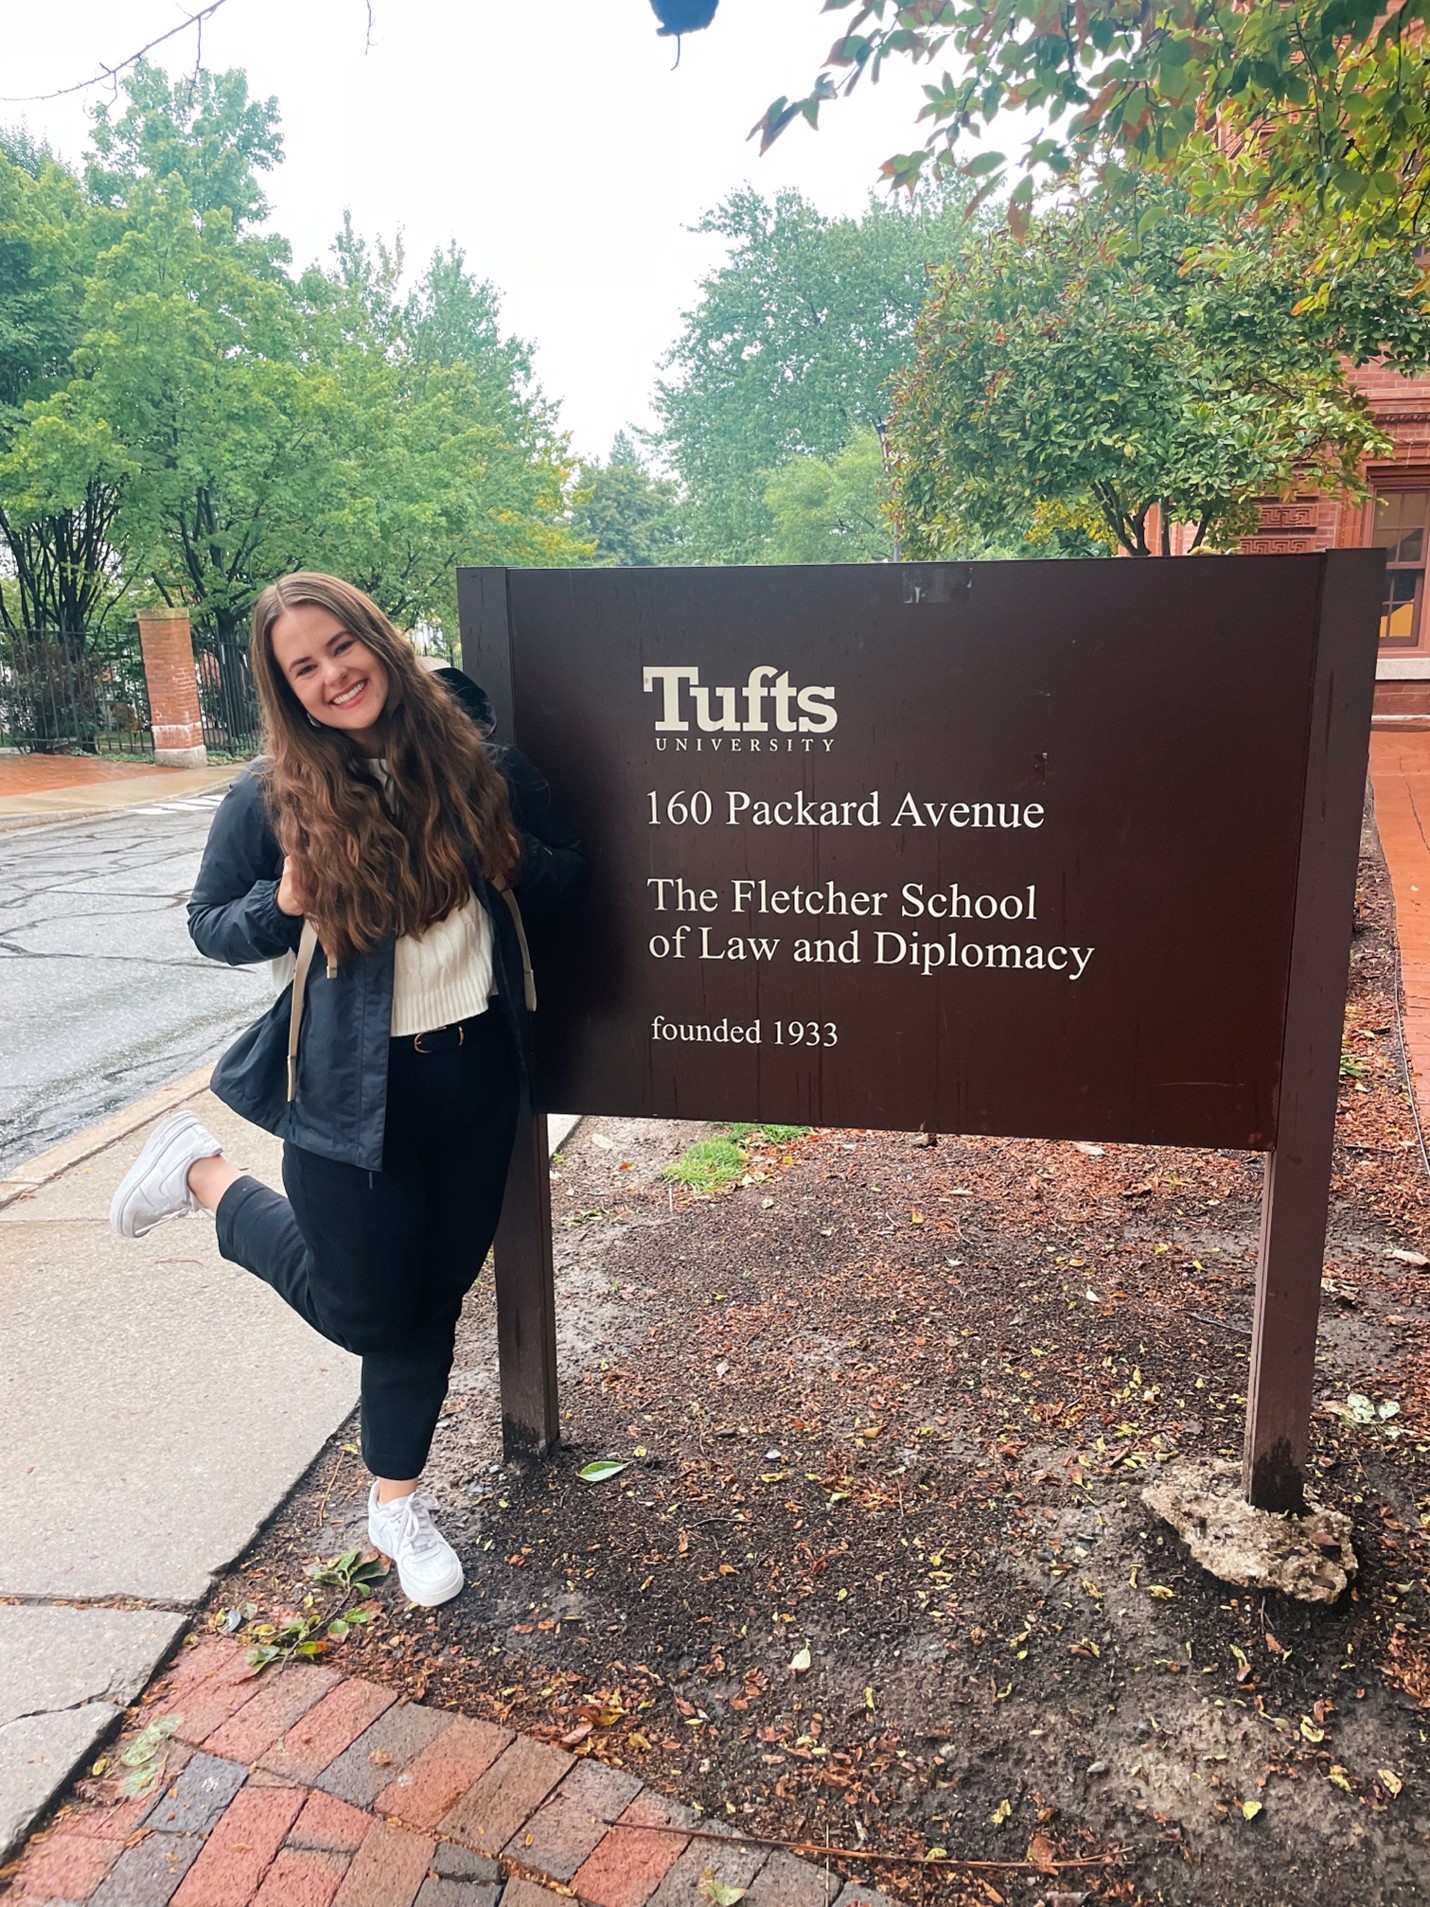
197, 629, 261, 757
0, 626, 153, 757
0, 620, 262, 760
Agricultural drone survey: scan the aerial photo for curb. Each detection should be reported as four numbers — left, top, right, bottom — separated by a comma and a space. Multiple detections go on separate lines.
0, 1065, 216, 1211
0, 769, 240, 838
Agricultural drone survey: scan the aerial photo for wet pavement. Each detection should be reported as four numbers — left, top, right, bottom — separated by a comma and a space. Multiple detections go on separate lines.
0, 797, 270, 1175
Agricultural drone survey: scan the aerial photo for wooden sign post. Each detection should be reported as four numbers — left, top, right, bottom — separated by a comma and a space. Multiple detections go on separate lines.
459, 553, 1383, 1508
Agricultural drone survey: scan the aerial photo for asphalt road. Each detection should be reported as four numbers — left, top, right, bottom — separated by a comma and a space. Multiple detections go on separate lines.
0, 793, 271, 1178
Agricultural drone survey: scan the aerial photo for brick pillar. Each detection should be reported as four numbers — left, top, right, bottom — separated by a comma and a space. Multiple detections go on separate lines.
137, 608, 208, 769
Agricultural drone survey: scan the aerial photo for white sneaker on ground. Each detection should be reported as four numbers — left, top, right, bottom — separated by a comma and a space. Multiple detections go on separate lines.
367, 1485, 465, 1607
109, 1111, 224, 1239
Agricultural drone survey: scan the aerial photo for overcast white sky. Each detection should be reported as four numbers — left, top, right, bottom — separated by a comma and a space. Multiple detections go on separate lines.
3, 1, 942, 460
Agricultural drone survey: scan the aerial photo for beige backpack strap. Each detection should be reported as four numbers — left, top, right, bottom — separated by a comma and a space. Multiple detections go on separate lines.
493, 880, 537, 1011
287, 920, 320, 1103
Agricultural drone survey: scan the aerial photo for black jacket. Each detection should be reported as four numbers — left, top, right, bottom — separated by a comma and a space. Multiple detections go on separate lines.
188, 750, 586, 1169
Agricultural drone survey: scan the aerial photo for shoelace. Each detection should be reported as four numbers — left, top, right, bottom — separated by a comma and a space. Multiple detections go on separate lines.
391, 1490, 444, 1557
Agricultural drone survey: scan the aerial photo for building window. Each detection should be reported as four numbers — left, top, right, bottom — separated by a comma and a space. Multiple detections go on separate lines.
1374, 490, 1429, 646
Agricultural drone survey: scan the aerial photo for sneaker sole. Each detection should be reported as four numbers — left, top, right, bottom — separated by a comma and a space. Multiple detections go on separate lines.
109, 1114, 204, 1239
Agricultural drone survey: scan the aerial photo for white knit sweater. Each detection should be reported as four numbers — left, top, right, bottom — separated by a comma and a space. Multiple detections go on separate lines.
389, 893, 494, 1037
371, 759, 494, 1036
272, 897, 494, 1036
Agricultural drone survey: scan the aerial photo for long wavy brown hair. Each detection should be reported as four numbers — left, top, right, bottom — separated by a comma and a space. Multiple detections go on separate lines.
249, 572, 520, 963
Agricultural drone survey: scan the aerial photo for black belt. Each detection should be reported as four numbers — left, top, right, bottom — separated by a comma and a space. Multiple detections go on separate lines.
402, 1013, 485, 1055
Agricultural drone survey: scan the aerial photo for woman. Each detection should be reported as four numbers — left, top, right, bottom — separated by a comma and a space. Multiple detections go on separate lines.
110, 573, 585, 1606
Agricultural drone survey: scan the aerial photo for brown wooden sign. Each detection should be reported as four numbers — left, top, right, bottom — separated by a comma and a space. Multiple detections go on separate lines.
459, 553, 1383, 1513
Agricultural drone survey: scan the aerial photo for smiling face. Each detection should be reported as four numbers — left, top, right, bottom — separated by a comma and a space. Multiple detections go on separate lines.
269, 601, 390, 752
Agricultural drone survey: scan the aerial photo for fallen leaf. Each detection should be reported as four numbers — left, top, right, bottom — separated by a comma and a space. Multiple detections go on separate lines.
577, 1459, 631, 1484
1027, 1831, 1058, 1871
561, 1723, 593, 1747
1241, 1799, 1263, 1821
1379, 1767, 1403, 1797
790, 1644, 812, 1675
119, 1718, 180, 1768
1148, 1585, 1174, 1599
699, 1879, 747, 1906
1328, 1765, 1353, 1792
990, 1798, 1012, 1827
1387, 1248, 1429, 1267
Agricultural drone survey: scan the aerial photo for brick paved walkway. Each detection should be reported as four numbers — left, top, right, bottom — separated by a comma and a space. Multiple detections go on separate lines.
0, 758, 237, 828
1370, 730, 1430, 1117
4, 1639, 892, 1907
0, 756, 156, 795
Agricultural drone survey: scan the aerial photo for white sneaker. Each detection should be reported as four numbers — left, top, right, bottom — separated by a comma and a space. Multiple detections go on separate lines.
367, 1486, 465, 1607
109, 1111, 223, 1239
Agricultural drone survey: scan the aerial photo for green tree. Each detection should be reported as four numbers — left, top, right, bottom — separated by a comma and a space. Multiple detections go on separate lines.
653, 186, 975, 562
0, 57, 292, 646
570, 432, 683, 566
888, 188, 1429, 558
761, 428, 893, 563
0, 145, 131, 636
305, 240, 581, 631
58, 177, 333, 645
761, 1, 1430, 272
87, 59, 282, 236
0, 57, 583, 668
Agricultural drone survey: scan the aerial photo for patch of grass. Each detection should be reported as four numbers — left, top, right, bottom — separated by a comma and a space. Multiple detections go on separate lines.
660, 1123, 812, 1196
720, 1122, 810, 1146
659, 1136, 747, 1193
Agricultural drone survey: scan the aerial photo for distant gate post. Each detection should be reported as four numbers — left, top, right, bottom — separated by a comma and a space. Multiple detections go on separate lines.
137, 608, 207, 769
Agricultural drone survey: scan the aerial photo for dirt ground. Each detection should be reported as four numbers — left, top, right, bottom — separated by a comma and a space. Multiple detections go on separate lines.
204, 829, 1430, 1906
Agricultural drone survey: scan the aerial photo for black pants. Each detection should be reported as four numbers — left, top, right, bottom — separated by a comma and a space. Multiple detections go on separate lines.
214, 1011, 520, 1479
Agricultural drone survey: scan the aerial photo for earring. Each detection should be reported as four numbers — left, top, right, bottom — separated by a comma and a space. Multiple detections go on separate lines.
305, 712, 322, 729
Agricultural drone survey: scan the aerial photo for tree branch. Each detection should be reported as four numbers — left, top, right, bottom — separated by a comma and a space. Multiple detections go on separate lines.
0, 0, 235, 105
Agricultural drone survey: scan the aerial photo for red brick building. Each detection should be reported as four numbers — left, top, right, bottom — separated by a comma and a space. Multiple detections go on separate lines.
1236, 365, 1430, 722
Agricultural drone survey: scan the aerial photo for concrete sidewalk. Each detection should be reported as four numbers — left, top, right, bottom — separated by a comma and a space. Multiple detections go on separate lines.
0, 1066, 582, 1872
0, 1072, 359, 1862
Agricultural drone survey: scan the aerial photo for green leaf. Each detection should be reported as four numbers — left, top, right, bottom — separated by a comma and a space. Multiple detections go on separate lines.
577, 1459, 631, 1483
699, 1879, 748, 1905
118, 1762, 165, 1799
119, 1717, 181, 1767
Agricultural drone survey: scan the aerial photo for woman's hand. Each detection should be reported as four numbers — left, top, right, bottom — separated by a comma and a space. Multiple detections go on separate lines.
276, 857, 307, 919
